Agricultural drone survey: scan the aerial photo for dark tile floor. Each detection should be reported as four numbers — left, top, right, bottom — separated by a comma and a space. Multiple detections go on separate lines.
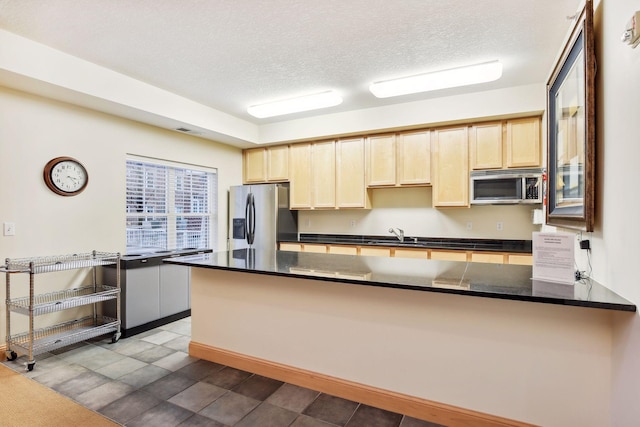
3, 318, 445, 427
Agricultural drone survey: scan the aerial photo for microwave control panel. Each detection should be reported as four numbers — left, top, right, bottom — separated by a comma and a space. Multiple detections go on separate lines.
525, 177, 540, 200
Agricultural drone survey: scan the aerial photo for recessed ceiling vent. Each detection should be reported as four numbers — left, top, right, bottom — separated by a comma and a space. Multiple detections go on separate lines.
175, 127, 192, 132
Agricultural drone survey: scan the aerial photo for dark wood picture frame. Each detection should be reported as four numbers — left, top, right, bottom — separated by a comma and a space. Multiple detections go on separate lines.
546, 0, 595, 232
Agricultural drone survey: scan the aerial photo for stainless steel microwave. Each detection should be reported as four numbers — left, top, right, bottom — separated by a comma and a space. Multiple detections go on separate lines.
470, 168, 544, 205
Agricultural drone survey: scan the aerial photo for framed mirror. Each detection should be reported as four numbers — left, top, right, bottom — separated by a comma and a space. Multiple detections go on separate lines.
546, 0, 595, 231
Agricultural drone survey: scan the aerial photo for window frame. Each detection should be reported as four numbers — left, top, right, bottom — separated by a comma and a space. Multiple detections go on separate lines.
125, 155, 217, 253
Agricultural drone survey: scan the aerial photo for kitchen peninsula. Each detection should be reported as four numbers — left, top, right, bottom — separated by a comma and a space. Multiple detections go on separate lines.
165, 251, 635, 427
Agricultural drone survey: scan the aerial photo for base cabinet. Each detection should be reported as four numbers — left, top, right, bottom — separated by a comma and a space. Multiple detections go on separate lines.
124, 266, 161, 329
280, 243, 531, 265
104, 261, 191, 336
160, 264, 191, 318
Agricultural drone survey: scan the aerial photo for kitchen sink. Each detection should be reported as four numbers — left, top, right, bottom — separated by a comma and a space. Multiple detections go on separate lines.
366, 239, 425, 247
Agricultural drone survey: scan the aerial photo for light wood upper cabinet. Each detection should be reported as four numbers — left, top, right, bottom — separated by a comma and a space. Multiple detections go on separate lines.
311, 140, 336, 208
366, 134, 396, 186
506, 117, 541, 168
397, 130, 431, 185
470, 122, 503, 170
336, 138, 371, 208
367, 131, 430, 187
432, 127, 469, 208
243, 145, 289, 183
289, 141, 335, 209
289, 143, 312, 208
470, 117, 541, 170
267, 145, 289, 181
243, 148, 267, 183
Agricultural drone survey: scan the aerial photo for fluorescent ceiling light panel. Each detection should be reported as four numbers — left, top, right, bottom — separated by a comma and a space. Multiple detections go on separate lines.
247, 90, 343, 118
369, 60, 503, 98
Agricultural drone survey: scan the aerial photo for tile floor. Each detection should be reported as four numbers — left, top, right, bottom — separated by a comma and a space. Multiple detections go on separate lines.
3, 318, 445, 427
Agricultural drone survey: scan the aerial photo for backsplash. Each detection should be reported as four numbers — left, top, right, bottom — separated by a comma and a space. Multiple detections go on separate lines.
297, 187, 540, 240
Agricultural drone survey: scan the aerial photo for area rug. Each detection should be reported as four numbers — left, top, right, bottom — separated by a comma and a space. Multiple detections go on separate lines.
0, 363, 120, 427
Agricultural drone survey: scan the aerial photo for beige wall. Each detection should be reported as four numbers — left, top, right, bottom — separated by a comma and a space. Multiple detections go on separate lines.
0, 87, 242, 342
299, 187, 540, 239
590, 1, 640, 425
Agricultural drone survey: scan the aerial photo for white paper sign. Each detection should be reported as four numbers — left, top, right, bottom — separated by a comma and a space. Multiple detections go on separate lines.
532, 232, 575, 284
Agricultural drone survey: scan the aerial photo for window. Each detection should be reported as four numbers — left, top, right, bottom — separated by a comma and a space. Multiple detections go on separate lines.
126, 157, 217, 253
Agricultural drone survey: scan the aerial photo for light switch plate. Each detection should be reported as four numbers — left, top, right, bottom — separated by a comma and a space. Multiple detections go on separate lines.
3, 222, 15, 236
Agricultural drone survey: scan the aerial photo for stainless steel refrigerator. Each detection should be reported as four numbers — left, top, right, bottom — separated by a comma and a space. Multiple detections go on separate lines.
228, 183, 298, 254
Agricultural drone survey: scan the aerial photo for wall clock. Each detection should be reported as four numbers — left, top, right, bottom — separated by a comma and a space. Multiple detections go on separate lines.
43, 156, 89, 196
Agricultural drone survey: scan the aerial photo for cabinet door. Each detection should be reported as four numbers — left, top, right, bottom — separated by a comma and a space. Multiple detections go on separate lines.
508, 254, 533, 265
328, 245, 358, 255
267, 145, 289, 181
312, 140, 336, 208
394, 248, 428, 259
336, 137, 369, 208
279, 242, 302, 252
125, 266, 160, 328
160, 264, 190, 317
289, 143, 312, 208
243, 148, 267, 183
432, 127, 469, 207
506, 117, 541, 168
430, 250, 468, 262
471, 252, 506, 264
360, 246, 391, 257
367, 134, 396, 186
302, 244, 327, 253
470, 122, 503, 170
397, 130, 431, 185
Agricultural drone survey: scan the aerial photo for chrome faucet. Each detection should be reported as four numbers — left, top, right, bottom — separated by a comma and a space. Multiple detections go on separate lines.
388, 227, 404, 242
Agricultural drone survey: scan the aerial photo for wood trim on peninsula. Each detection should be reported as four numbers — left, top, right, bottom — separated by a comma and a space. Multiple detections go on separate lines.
189, 341, 539, 427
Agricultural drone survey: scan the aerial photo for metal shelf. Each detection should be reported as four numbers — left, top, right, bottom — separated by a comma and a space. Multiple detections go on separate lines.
7, 285, 119, 316
4, 250, 121, 370
4, 251, 119, 275
7, 316, 119, 356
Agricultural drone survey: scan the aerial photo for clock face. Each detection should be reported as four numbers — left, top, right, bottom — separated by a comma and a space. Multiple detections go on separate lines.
44, 157, 89, 196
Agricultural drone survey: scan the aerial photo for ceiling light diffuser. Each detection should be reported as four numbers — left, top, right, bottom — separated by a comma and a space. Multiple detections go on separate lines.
369, 60, 503, 98
247, 91, 343, 118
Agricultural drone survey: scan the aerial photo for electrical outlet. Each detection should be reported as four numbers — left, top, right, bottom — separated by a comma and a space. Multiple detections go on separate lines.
349, 219, 357, 228
3, 222, 15, 236
496, 222, 503, 231
466, 222, 473, 231
305, 219, 311, 227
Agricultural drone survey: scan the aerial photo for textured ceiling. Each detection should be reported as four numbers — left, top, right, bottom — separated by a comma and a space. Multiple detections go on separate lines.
0, 0, 582, 124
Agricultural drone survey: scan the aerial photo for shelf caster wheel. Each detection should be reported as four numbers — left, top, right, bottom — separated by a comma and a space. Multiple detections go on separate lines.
6, 351, 17, 361
111, 332, 121, 344
26, 362, 35, 372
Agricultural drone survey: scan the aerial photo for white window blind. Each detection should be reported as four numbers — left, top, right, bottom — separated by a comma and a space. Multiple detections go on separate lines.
126, 157, 217, 253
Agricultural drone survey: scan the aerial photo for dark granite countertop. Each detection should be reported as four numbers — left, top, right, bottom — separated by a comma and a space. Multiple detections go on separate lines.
116, 248, 213, 268
282, 233, 532, 253
164, 249, 636, 312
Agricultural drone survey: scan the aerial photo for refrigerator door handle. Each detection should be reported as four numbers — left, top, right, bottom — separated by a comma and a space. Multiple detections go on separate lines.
250, 193, 256, 244
244, 193, 251, 244
247, 193, 256, 245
